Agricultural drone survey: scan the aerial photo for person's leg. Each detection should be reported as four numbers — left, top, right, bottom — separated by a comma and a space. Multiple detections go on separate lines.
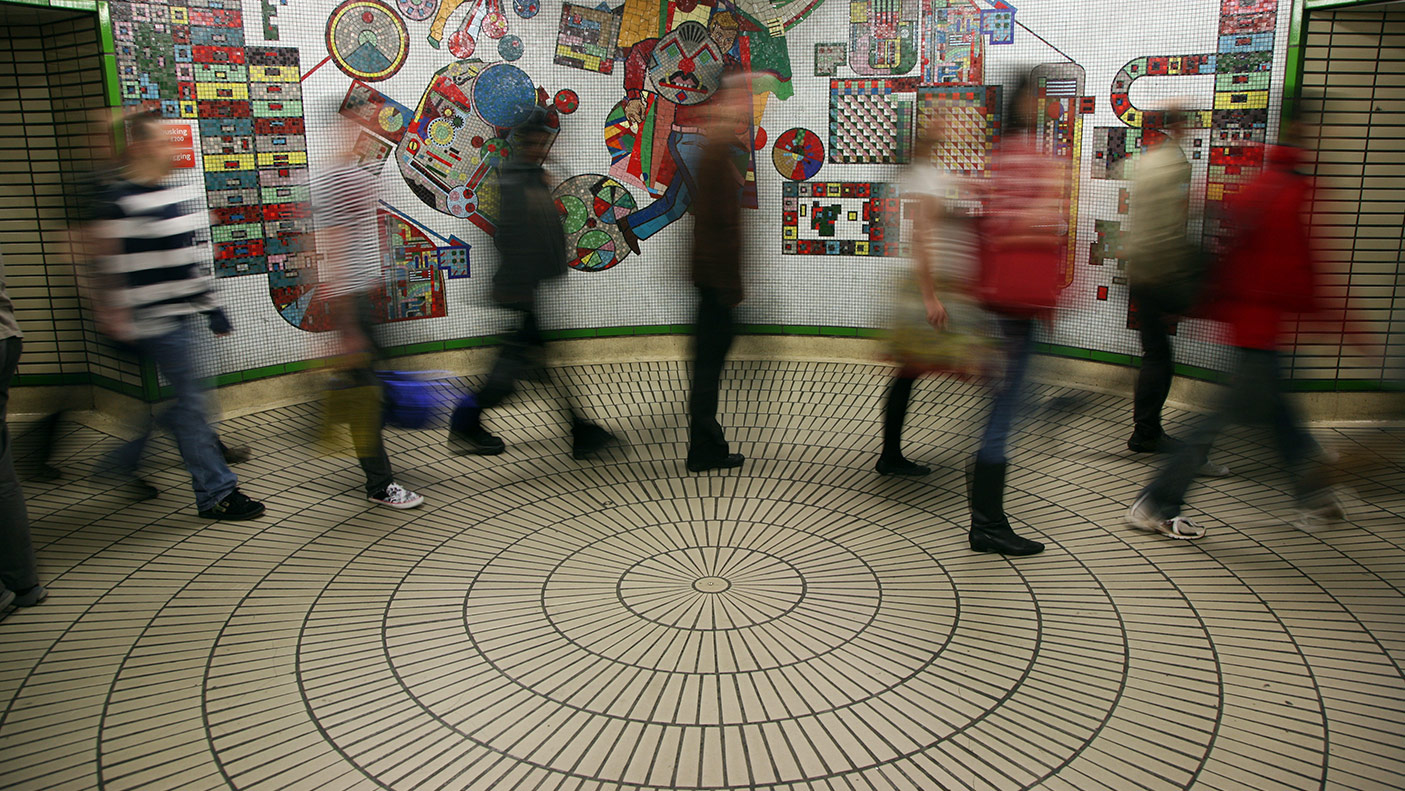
449, 307, 531, 452
620, 132, 704, 242
0, 337, 41, 603
1248, 350, 1331, 507
1130, 295, 1175, 449
877, 373, 929, 475
969, 319, 1043, 556
975, 318, 1036, 466
341, 363, 395, 496
142, 320, 240, 512
1135, 348, 1254, 525
687, 286, 737, 466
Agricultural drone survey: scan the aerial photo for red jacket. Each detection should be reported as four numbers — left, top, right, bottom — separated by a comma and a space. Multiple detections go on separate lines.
1212, 145, 1318, 350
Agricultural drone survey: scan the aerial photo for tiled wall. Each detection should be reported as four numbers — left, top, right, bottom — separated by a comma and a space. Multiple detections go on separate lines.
0, 7, 144, 395
1299, 4, 1405, 386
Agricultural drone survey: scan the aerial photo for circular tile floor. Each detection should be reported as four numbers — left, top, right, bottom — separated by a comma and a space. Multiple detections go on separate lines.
3, 360, 1404, 790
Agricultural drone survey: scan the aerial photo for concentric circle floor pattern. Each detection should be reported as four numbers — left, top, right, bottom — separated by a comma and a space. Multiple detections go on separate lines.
2, 360, 1404, 791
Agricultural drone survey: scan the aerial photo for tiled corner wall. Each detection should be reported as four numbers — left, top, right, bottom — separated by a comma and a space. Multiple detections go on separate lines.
0, 5, 143, 396
1298, 3, 1405, 386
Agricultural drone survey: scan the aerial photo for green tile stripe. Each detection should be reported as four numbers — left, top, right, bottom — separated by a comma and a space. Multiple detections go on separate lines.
12, 325, 1394, 398
97, 2, 114, 52
1282, 0, 1308, 122
0, 0, 54, 7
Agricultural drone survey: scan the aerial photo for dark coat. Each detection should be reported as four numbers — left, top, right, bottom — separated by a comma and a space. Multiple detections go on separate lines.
491, 160, 568, 305
690, 137, 745, 306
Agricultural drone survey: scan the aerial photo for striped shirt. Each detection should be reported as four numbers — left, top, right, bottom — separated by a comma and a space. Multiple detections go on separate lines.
310, 163, 381, 299
96, 180, 217, 340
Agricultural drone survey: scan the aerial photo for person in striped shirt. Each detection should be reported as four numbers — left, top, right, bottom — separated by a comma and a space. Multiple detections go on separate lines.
308, 107, 423, 509
92, 112, 264, 521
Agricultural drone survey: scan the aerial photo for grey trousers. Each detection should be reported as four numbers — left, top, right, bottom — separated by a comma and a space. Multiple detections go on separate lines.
0, 337, 38, 594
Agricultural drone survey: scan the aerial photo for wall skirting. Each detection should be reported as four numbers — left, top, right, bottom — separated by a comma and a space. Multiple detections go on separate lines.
11, 335, 1398, 428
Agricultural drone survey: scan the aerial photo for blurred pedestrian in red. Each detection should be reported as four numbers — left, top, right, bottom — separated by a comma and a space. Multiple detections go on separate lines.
965, 72, 1068, 556
1128, 127, 1341, 538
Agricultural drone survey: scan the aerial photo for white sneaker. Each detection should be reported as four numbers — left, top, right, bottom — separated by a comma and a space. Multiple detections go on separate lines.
370, 483, 424, 509
1127, 493, 1206, 539
1295, 491, 1345, 532
1198, 459, 1232, 478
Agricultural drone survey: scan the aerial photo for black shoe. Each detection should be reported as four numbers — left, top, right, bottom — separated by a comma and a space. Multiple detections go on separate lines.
969, 526, 1045, 556
198, 489, 266, 521
449, 427, 506, 456
1127, 433, 1184, 454
126, 477, 160, 502
220, 443, 252, 465
571, 423, 616, 459
687, 453, 744, 472
876, 455, 931, 476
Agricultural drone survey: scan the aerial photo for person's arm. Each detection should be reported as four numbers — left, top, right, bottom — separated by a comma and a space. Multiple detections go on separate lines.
908, 193, 947, 329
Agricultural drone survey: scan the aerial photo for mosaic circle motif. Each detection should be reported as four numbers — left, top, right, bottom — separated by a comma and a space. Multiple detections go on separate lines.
326, 0, 409, 82
557, 194, 589, 234
553, 88, 579, 115
512, 0, 539, 17
572, 230, 618, 273
497, 33, 523, 61
396, 0, 438, 21
552, 173, 638, 272
772, 127, 825, 181
472, 63, 538, 128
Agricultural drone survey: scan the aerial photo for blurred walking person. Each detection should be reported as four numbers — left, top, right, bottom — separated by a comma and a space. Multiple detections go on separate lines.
92, 112, 264, 520
1, 250, 48, 619
1123, 106, 1230, 477
685, 77, 749, 473
448, 110, 615, 459
1128, 130, 1339, 538
965, 73, 1068, 557
877, 117, 987, 475
311, 107, 423, 509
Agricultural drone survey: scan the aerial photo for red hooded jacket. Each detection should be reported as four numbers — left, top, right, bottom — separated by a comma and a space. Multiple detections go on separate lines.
1211, 144, 1318, 350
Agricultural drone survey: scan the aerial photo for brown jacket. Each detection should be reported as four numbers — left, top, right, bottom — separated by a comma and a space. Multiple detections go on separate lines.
690, 137, 744, 306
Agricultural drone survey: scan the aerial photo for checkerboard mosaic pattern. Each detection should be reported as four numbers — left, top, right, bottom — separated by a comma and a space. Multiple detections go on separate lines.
828, 78, 917, 164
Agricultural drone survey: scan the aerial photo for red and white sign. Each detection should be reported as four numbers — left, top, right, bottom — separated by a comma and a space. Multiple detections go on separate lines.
164, 123, 195, 169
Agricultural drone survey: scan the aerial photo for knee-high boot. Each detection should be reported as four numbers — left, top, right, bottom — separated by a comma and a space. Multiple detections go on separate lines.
968, 460, 1045, 556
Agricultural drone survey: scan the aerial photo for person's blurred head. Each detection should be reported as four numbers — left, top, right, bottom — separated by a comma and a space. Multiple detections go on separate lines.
121, 111, 176, 183
914, 108, 948, 159
1005, 70, 1040, 134
335, 96, 369, 160
1158, 100, 1191, 143
514, 110, 554, 164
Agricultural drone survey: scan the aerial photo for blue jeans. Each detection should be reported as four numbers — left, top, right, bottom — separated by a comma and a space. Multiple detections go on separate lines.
109, 318, 238, 511
976, 318, 1037, 465
621, 131, 706, 241
1142, 347, 1325, 518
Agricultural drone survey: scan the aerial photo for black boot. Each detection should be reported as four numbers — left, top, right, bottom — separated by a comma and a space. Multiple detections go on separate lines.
968, 460, 1045, 556
876, 375, 931, 476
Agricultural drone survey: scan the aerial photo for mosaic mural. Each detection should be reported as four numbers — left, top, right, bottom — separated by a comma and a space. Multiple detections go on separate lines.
108, 0, 1293, 378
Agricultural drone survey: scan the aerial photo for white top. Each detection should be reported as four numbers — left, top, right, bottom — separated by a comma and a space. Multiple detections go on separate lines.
902, 163, 977, 287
